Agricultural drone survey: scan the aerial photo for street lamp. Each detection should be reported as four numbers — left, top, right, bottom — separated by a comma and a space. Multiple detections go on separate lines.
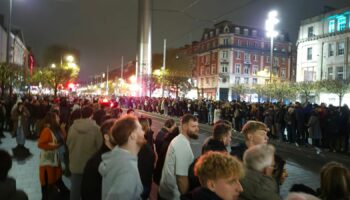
66, 55, 75, 63
6, 0, 13, 63
51, 63, 56, 68
265, 10, 279, 84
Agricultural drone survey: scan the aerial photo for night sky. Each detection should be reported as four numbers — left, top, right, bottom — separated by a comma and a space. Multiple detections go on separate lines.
1, 0, 350, 81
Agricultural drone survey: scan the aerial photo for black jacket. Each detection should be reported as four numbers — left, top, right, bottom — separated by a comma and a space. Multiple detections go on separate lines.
181, 187, 223, 200
81, 143, 110, 200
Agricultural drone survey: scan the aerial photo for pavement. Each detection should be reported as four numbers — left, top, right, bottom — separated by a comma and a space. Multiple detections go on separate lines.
0, 110, 349, 200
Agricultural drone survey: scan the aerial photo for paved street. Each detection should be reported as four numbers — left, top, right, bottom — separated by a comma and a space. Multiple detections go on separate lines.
0, 110, 349, 200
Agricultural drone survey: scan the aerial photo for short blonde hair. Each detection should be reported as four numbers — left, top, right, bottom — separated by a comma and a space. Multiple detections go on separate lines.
194, 151, 244, 187
243, 144, 275, 172
241, 121, 268, 140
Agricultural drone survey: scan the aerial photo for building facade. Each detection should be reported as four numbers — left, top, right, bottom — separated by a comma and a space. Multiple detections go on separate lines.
296, 7, 350, 82
193, 20, 293, 101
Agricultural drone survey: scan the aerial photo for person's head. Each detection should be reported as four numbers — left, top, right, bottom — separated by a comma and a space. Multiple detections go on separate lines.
320, 161, 350, 200
81, 106, 93, 119
0, 149, 12, 181
164, 119, 176, 132
110, 116, 146, 153
138, 117, 150, 132
195, 151, 244, 200
127, 108, 135, 116
40, 112, 60, 132
241, 121, 269, 147
213, 123, 232, 146
181, 114, 199, 139
100, 118, 117, 149
243, 144, 275, 176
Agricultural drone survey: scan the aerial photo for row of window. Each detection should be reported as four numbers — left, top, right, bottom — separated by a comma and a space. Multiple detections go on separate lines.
204, 26, 259, 40
306, 42, 345, 61
200, 52, 287, 64
308, 15, 350, 36
302, 66, 345, 81
200, 77, 259, 86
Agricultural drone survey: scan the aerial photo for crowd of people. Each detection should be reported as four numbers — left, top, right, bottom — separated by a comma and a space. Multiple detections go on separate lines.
0, 94, 349, 200
118, 96, 350, 153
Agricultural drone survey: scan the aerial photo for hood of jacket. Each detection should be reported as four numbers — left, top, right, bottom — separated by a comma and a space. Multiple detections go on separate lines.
72, 118, 98, 134
98, 146, 137, 177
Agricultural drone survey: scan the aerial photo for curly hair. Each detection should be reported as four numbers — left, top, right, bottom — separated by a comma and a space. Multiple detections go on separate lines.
194, 151, 244, 187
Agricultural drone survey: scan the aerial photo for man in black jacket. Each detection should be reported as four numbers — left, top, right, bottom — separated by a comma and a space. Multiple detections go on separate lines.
81, 119, 116, 200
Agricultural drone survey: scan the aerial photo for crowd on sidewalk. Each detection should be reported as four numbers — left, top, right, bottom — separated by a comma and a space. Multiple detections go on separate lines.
0, 94, 349, 200
118, 96, 350, 153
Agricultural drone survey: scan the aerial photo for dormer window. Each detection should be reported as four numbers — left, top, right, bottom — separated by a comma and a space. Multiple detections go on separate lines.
235, 27, 240, 34
204, 34, 208, 40
210, 31, 214, 38
224, 26, 230, 33
244, 28, 249, 36
216, 28, 220, 35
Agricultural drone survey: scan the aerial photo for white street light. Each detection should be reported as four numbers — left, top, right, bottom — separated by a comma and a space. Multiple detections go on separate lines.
51, 64, 56, 68
66, 55, 75, 63
265, 10, 279, 84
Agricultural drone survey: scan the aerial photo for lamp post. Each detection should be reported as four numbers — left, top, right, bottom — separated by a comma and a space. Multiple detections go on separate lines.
265, 10, 279, 84
6, 0, 13, 63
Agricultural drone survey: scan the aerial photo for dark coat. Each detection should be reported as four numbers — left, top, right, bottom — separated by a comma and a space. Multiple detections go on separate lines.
81, 143, 110, 200
230, 142, 248, 161
239, 168, 280, 200
181, 187, 223, 200
138, 143, 155, 189
0, 177, 28, 200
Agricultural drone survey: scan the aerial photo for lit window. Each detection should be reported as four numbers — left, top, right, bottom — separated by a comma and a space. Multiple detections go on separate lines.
254, 54, 258, 61
252, 30, 257, 37
337, 16, 346, 31
244, 29, 249, 36
329, 20, 335, 33
338, 42, 345, 55
235, 27, 240, 34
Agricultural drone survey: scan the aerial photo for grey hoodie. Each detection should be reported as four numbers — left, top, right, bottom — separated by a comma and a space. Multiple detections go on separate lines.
99, 146, 143, 200
67, 118, 102, 174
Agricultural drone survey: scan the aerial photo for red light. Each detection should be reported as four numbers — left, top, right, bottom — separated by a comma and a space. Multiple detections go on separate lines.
102, 98, 108, 103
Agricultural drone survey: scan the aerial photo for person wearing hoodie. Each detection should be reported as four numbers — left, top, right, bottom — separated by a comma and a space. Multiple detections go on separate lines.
81, 118, 116, 200
67, 106, 102, 200
99, 115, 146, 200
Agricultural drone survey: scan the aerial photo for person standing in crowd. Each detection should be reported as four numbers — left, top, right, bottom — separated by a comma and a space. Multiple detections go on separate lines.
155, 119, 176, 156
239, 144, 280, 200
81, 118, 116, 200
0, 100, 6, 141
0, 149, 28, 200
38, 112, 69, 200
67, 106, 102, 200
138, 117, 156, 200
11, 101, 31, 158
213, 105, 221, 124
307, 109, 322, 147
201, 122, 232, 154
99, 116, 146, 200
159, 114, 199, 200
187, 151, 244, 200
